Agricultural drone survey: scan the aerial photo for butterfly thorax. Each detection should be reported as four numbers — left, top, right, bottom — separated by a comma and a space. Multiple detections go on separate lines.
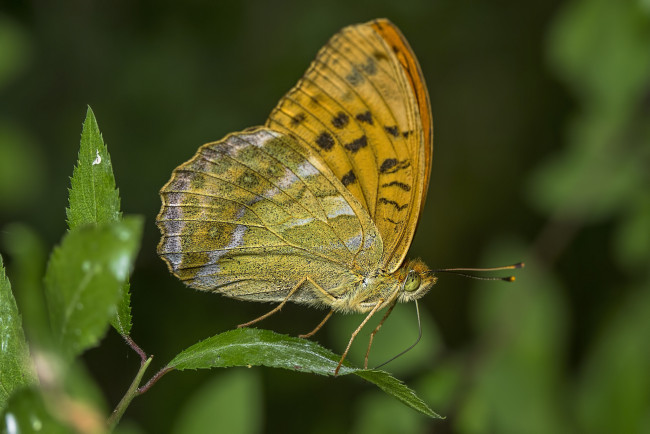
336, 258, 437, 314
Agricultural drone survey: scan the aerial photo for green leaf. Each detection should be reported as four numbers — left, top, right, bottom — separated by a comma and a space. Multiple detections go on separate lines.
354, 370, 440, 420
170, 327, 353, 374
44, 217, 143, 359
110, 283, 132, 336
0, 255, 37, 412
167, 328, 440, 418
66, 107, 135, 337
66, 106, 121, 229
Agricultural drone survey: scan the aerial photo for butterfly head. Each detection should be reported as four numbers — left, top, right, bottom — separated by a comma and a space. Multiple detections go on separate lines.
397, 259, 437, 303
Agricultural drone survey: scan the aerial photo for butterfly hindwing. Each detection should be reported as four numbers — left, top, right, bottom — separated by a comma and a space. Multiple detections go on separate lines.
157, 128, 383, 306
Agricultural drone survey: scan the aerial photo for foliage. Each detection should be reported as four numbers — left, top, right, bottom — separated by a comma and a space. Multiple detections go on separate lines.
0, 255, 37, 411
169, 328, 438, 418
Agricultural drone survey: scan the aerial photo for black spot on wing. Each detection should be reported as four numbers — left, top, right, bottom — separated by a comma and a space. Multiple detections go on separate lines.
341, 170, 356, 186
380, 158, 397, 172
290, 113, 306, 126
346, 69, 363, 86
356, 111, 373, 125
378, 198, 408, 211
381, 181, 411, 191
344, 135, 368, 153
384, 125, 400, 137
380, 158, 410, 174
373, 51, 389, 61
316, 132, 335, 151
361, 57, 377, 75
331, 112, 349, 129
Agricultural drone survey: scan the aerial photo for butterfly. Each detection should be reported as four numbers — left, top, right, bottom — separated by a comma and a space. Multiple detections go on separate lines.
157, 19, 436, 374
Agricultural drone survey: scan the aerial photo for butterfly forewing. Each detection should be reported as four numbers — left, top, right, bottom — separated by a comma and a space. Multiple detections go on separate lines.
157, 128, 383, 305
267, 19, 432, 272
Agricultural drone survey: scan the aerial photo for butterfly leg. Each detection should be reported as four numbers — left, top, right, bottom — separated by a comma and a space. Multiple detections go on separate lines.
237, 276, 334, 329
298, 278, 338, 337
299, 310, 334, 338
363, 299, 398, 369
335, 300, 384, 376
237, 277, 308, 328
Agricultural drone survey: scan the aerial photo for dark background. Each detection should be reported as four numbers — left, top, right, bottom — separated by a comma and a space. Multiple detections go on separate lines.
1, 1, 649, 433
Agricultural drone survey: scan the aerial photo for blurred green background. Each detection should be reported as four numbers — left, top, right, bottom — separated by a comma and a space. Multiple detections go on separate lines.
1, 0, 649, 432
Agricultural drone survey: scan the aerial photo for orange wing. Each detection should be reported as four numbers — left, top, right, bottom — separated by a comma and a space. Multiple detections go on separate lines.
266, 19, 432, 272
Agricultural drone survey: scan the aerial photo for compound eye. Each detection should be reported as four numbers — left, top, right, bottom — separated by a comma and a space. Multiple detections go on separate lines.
403, 270, 421, 292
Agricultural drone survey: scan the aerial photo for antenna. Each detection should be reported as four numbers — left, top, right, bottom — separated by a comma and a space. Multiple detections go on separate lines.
432, 262, 524, 282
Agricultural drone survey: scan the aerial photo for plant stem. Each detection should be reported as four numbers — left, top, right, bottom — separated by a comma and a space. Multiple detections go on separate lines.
137, 365, 173, 394
123, 334, 148, 365
107, 355, 152, 430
